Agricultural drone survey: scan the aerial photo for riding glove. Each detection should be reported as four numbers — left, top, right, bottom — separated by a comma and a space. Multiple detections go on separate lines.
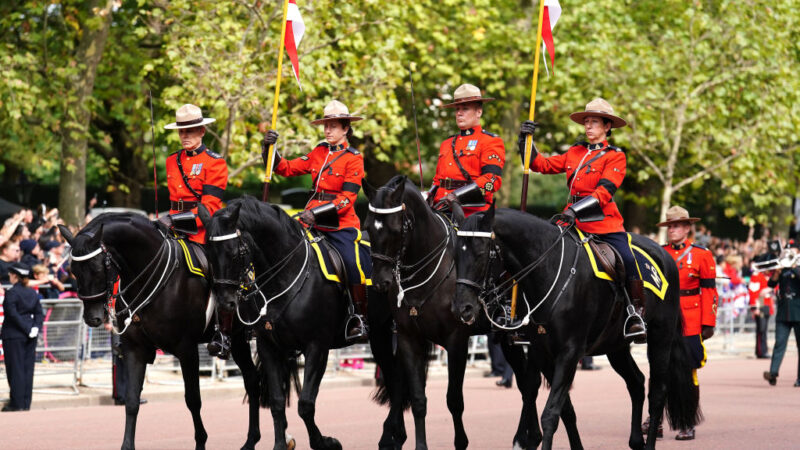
298, 209, 315, 227
261, 130, 281, 168
701, 325, 714, 340
517, 120, 538, 162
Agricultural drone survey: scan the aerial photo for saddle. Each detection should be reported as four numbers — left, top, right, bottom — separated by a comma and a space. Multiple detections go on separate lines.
178, 238, 209, 278
308, 229, 349, 285
587, 239, 625, 283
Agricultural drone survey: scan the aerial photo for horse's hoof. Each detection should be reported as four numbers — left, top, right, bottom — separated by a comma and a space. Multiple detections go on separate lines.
286, 437, 296, 450
318, 436, 341, 450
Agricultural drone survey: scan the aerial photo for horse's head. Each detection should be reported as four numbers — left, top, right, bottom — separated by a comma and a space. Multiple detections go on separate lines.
364, 176, 420, 293
59, 224, 112, 328
454, 205, 497, 325
204, 203, 259, 312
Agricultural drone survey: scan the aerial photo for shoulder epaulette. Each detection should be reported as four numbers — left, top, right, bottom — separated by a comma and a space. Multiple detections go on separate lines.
607, 145, 622, 152
346, 147, 360, 155
482, 129, 499, 138
691, 243, 708, 250
573, 140, 589, 148
317, 141, 330, 149
168, 151, 179, 157
205, 149, 223, 159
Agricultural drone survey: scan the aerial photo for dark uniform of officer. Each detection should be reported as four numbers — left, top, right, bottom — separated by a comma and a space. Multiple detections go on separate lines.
1, 264, 43, 412
520, 98, 646, 340
655, 205, 718, 441
263, 100, 372, 340
164, 104, 230, 358
428, 83, 505, 217
764, 240, 800, 387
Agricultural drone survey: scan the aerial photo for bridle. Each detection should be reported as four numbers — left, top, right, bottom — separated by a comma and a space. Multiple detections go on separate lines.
368, 200, 453, 307
71, 243, 118, 302
208, 226, 310, 325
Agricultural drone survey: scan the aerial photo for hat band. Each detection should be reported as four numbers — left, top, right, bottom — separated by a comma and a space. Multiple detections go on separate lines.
322, 114, 352, 120
583, 109, 614, 116
175, 117, 204, 126
453, 96, 483, 103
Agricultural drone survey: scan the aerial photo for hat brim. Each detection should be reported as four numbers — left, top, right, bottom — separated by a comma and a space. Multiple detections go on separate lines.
441, 97, 495, 108
310, 115, 363, 126
164, 118, 217, 130
656, 217, 701, 227
570, 111, 627, 128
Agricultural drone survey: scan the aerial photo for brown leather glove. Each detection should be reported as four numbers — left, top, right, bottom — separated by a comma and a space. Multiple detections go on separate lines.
701, 325, 715, 340
298, 209, 315, 227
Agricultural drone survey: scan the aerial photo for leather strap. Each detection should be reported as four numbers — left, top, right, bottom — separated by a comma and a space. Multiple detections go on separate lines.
450, 136, 473, 183
680, 288, 700, 297
441, 179, 470, 190
175, 149, 203, 201
310, 191, 337, 201
171, 200, 198, 211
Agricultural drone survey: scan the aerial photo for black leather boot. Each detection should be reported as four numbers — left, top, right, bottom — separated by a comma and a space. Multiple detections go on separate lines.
624, 279, 647, 344
207, 310, 232, 359
346, 284, 368, 341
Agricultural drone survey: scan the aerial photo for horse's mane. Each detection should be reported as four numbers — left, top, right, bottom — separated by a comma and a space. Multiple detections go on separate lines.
221, 195, 302, 236
79, 213, 157, 237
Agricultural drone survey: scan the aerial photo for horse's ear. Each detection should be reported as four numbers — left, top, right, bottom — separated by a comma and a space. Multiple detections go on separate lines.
58, 225, 74, 245
363, 178, 377, 201
389, 177, 406, 203
197, 203, 211, 229
90, 224, 104, 245
229, 203, 242, 226
451, 202, 466, 228
480, 201, 496, 230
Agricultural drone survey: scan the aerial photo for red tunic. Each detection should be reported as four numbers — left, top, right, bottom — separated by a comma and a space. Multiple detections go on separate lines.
662, 240, 719, 336
748, 271, 775, 315
529, 140, 625, 234
165, 144, 228, 243
274, 142, 363, 231
431, 126, 505, 216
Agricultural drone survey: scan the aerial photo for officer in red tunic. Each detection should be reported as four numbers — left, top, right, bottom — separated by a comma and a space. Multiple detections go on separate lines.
262, 100, 371, 340
519, 98, 646, 340
657, 205, 718, 441
427, 83, 505, 217
749, 268, 774, 359
164, 104, 230, 358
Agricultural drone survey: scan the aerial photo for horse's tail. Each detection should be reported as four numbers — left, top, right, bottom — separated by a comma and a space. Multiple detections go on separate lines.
256, 352, 302, 409
663, 320, 703, 430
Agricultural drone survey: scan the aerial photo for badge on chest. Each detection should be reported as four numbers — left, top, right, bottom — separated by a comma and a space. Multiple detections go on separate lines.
466, 140, 478, 151
190, 163, 203, 176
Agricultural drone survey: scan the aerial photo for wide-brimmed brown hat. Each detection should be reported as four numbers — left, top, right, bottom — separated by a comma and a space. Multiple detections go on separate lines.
310, 100, 363, 125
656, 205, 701, 227
569, 98, 627, 128
441, 83, 495, 108
164, 104, 216, 130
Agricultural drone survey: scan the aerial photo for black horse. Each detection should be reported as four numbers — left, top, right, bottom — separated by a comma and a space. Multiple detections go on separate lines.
364, 176, 582, 450
200, 196, 396, 450
59, 215, 267, 450
453, 207, 701, 450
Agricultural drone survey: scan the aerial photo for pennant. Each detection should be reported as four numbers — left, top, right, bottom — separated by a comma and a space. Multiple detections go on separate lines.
285, 0, 305, 89
541, 0, 561, 76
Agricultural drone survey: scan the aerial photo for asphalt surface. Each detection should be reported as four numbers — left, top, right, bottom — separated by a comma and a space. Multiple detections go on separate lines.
1, 352, 798, 449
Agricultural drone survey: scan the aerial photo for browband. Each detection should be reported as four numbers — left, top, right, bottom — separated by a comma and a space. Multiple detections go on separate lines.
71, 247, 103, 261
456, 231, 495, 239
368, 203, 405, 214
209, 230, 241, 242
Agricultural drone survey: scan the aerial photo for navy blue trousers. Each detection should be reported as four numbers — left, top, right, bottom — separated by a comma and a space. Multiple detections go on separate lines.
3, 338, 36, 410
324, 227, 372, 285
595, 231, 639, 281
769, 320, 800, 378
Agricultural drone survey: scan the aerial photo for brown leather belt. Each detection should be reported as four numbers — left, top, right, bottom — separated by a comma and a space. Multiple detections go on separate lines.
310, 191, 337, 201
680, 288, 700, 297
170, 200, 198, 211
441, 178, 470, 190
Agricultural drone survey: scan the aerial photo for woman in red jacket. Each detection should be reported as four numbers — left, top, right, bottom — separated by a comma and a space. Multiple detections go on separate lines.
519, 98, 646, 341
262, 100, 371, 340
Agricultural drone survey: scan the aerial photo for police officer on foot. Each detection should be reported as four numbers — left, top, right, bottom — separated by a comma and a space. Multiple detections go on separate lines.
650, 205, 718, 440
519, 98, 646, 342
262, 100, 372, 340
163, 104, 230, 358
426, 83, 505, 217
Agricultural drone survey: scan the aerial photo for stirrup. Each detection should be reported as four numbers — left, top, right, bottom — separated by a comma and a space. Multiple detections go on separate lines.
207, 332, 231, 359
345, 314, 367, 341
623, 305, 647, 343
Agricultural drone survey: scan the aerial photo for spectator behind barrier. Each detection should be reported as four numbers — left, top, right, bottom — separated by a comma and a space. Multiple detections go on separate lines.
19, 240, 42, 268
30, 264, 64, 299
0, 241, 21, 284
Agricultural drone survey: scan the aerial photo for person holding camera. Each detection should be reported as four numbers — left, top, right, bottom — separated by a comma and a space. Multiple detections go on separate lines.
763, 240, 800, 387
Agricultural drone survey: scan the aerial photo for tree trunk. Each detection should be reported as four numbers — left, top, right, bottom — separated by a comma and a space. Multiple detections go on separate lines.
657, 183, 674, 244
58, 1, 115, 226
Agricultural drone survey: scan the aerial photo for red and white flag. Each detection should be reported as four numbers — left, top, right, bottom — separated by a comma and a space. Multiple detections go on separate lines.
285, 0, 305, 89
541, 0, 561, 76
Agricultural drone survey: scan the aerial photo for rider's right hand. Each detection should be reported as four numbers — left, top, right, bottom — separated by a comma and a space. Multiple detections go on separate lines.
518, 121, 538, 162
261, 130, 281, 168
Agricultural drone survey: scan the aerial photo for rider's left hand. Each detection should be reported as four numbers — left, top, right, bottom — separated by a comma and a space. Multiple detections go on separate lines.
298, 210, 315, 227
701, 325, 715, 340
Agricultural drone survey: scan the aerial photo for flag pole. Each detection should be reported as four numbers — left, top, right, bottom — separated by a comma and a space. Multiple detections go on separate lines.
262, 0, 291, 202
512, 0, 547, 320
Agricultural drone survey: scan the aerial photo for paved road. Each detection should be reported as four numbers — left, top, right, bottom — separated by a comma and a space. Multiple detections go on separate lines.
1, 354, 797, 449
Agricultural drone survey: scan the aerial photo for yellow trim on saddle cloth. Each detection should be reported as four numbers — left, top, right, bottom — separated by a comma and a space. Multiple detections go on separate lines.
575, 229, 668, 300
354, 230, 372, 286
305, 229, 341, 283
177, 238, 205, 278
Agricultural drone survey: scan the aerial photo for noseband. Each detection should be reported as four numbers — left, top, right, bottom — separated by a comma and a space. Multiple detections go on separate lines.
71, 244, 118, 302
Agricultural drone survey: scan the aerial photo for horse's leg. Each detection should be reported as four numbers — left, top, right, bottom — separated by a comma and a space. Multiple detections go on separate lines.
297, 343, 341, 450
535, 350, 583, 450
120, 345, 150, 450
397, 330, 430, 450
540, 347, 581, 450
368, 307, 406, 450
231, 329, 261, 450
177, 345, 209, 450
259, 343, 290, 450
445, 335, 470, 450
500, 337, 535, 450
606, 350, 646, 450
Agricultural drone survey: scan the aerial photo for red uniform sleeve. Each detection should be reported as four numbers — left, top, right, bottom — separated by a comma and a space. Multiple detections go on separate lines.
331, 154, 363, 217
699, 249, 718, 328
589, 151, 626, 208
431, 139, 451, 188
199, 157, 227, 219
473, 136, 505, 195
274, 149, 316, 177
530, 151, 568, 174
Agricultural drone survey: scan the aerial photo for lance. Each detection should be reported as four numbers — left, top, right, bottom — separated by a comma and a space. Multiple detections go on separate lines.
262, 0, 291, 202
148, 89, 158, 215
512, 0, 547, 319
408, 65, 424, 190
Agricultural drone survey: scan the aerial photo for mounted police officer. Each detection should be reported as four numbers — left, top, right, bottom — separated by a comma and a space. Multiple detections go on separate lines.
262, 100, 372, 340
426, 83, 505, 216
763, 239, 800, 388
519, 98, 646, 341
163, 104, 230, 358
655, 205, 718, 441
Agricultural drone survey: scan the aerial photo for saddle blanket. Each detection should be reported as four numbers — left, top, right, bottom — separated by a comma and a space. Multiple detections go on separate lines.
305, 229, 371, 285
176, 238, 205, 278
576, 230, 668, 300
